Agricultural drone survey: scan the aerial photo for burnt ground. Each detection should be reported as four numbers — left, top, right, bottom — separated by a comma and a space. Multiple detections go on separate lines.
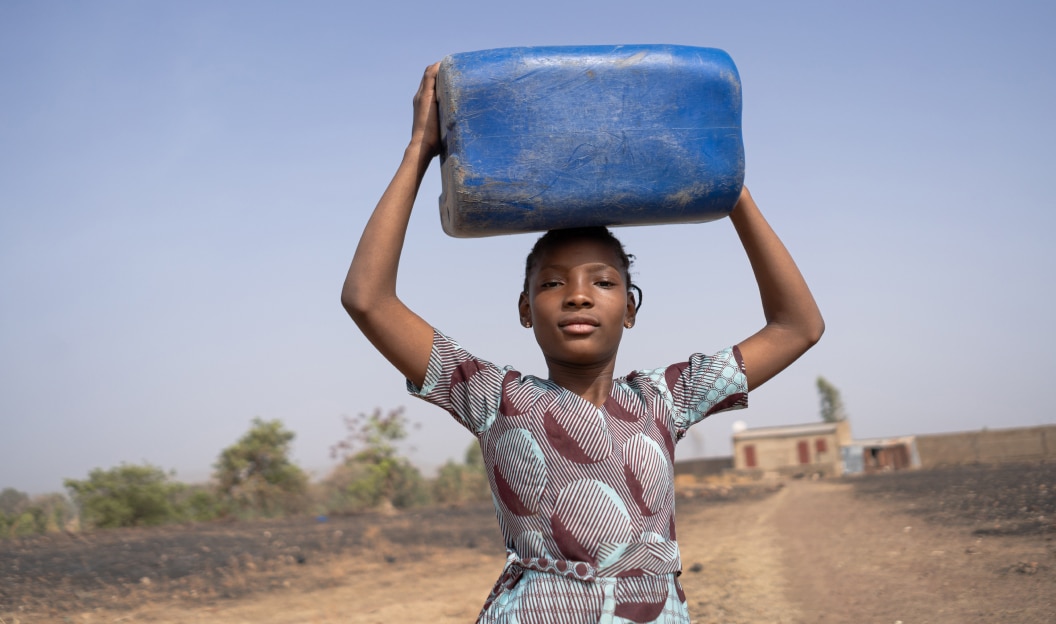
1, 462, 1053, 622
0, 483, 774, 617
1, 504, 503, 614
848, 461, 1056, 537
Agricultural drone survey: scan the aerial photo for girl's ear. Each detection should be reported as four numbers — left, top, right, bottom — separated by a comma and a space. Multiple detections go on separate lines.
518, 291, 532, 328
624, 290, 637, 329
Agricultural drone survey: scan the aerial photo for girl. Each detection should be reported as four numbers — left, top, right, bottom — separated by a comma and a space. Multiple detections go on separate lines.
342, 62, 823, 624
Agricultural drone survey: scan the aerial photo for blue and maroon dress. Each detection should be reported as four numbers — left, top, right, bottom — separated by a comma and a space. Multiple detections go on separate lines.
409, 330, 748, 624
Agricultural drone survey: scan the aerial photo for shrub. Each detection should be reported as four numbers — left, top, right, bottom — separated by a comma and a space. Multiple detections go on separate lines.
0, 490, 76, 538
433, 441, 490, 505
172, 483, 222, 522
64, 464, 183, 529
0, 487, 30, 515
213, 418, 308, 517
325, 407, 427, 512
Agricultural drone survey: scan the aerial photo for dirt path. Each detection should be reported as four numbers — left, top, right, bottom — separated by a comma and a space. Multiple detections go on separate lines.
9, 478, 1054, 623
677, 485, 801, 623
682, 479, 1053, 623
771, 479, 1053, 623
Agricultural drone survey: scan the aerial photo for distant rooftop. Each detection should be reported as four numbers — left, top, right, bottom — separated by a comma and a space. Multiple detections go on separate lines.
733, 421, 840, 441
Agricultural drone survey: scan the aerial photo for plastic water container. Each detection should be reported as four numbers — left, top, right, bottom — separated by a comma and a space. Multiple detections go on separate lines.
436, 45, 744, 238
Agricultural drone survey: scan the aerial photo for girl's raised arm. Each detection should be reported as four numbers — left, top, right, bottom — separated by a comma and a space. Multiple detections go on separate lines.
341, 63, 441, 388
731, 186, 825, 389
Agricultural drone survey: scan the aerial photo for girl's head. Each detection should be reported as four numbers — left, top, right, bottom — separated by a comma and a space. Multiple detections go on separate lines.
521, 227, 639, 305
518, 227, 640, 368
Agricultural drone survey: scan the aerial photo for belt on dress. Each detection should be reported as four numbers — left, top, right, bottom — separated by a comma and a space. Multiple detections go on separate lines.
479, 540, 682, 617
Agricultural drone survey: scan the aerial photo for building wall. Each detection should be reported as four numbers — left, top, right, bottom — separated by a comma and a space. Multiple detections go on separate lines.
834, 419, 853, 446
733, 430, 844, 476
673, 456, 733, 478
916, 425, 1055, 468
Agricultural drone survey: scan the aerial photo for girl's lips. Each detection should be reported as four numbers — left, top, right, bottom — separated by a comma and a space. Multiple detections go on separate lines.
561, 323, 596, 335
559, 316, 599, 335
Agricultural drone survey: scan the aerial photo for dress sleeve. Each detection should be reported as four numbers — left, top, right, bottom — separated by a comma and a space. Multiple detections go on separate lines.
406, 329, 512, 435
667, 345, 749, 440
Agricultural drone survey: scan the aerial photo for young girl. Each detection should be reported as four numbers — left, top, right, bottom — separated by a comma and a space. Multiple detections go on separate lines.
342, 62, 823, 624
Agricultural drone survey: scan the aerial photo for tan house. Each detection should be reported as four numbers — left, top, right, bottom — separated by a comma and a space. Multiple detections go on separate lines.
732, 420, 853, 477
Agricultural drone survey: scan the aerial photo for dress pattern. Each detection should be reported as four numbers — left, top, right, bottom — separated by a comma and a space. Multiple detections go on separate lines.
409, 330, 748, 624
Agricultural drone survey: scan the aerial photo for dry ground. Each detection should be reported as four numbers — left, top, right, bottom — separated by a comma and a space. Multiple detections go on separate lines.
2, 462, 1053, 623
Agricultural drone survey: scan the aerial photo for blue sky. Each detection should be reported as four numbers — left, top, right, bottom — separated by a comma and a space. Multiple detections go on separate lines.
2, 1, 1054, 494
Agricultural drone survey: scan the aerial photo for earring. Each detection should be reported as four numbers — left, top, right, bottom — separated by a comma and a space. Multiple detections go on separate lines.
523, 320, 532, 328
624, 321, 634, 329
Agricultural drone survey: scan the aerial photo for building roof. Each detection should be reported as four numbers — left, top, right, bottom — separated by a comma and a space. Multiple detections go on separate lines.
845, 436, 917, 447
733, 421, 839, 441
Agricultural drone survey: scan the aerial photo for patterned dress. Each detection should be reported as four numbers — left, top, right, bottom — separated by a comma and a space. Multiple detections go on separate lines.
408, 330, 749, 624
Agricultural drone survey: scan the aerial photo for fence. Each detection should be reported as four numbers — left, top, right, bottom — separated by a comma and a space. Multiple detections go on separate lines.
915, 425, 1055, 468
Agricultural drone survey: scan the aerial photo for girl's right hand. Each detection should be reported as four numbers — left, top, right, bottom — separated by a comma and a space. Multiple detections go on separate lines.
342, 62, 446, 389
411, 62, 442, 159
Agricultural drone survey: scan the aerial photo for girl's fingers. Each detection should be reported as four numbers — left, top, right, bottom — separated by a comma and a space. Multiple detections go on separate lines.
411, 62, 442, 156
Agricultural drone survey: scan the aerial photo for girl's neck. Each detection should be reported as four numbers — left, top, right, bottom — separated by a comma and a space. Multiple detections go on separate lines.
546, 362, 616, 408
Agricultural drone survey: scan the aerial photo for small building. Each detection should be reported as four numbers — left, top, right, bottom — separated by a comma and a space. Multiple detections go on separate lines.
841, 436, 921, 475
732, 420, 852, 477
730, 422, 1055, 478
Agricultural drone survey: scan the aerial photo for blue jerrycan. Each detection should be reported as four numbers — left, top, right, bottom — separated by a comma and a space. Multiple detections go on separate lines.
436, 45, 744, 238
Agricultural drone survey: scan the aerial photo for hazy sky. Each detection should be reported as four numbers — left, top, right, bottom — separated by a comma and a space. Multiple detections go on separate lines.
2, 1, 1054, 495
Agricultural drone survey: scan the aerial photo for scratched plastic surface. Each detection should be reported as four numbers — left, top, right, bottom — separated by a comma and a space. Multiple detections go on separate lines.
436, 45, 744, 238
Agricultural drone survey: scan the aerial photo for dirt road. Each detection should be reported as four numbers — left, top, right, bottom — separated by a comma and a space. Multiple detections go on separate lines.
683, 479, 1053, 623
4, 469, 1054, 623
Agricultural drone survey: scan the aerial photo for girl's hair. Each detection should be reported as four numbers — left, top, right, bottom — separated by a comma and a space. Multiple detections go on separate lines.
522, 227, 642, 311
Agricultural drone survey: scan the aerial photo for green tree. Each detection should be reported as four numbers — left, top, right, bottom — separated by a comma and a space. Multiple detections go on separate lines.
214, 418, 308, 517
0, 488, 29, 537
64, 464, 183, 529
326, 407, 426, 512
816, 376, 848, 423
0, 488, 30, 515
1, 489, 77, 537
434, 440, 489, 505
171, 483, 222, 522
29, 493, 76, 533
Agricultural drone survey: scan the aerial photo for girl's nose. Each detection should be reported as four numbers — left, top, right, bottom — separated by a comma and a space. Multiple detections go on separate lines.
564, 280, 593, 307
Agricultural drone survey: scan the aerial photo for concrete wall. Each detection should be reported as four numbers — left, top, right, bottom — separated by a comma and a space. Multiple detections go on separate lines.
916, 425, 1056, 468
673, 456, 733, 478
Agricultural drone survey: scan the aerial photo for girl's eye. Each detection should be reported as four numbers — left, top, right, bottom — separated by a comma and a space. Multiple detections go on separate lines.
540, 280, 562, 288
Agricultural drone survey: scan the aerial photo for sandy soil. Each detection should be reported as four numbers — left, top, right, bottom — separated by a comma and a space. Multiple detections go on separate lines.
3, 463, 1054, 623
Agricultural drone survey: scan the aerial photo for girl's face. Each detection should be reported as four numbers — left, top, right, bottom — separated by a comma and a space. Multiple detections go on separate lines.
519, 238, 636, 371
